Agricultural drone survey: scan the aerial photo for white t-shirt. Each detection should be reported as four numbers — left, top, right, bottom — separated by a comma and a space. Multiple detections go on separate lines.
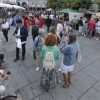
2, 22, 9, 29
97, 21, 100, 26
50, 14, 54, 19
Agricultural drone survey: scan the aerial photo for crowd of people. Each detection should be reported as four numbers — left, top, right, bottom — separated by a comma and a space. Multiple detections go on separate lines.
0, 8, 100, 98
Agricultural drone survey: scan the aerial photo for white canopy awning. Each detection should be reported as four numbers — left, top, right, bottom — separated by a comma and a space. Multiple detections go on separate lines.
0, 3, 25, 10
0, 3, 12, 8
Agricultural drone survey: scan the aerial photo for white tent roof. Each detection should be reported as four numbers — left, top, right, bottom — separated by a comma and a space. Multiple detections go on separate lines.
0, 3, 25, 10
0, 3, 12, 8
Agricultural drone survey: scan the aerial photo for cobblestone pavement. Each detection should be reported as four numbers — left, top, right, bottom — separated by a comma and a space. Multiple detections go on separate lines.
0, 23, 100, 100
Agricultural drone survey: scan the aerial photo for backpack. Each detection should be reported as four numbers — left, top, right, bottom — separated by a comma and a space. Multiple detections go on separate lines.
43, 46, 55, 71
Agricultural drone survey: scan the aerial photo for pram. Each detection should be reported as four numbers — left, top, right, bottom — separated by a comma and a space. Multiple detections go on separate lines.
40, 67, 59, 92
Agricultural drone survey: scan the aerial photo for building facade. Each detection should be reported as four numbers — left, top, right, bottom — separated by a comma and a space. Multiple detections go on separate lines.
0, 0, 17, 5
17, 0, 28, 8
17, 0, 47, 8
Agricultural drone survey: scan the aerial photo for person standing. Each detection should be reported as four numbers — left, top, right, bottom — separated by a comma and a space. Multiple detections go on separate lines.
38, 16, 43, 28
1, 18, 9, 42
86, 18, 96, 39
95, 18, 100, 40
45, 16, 52, 33
57, 20, 63, 39
60, 33, 78, 88
31, 14, 35, 26
32, 20, 39, 59
33, 29, 45, 71
13, 19, 28, 62
3, 10, 7, 19
23, 12, 30, 32
78, 17, 83, 36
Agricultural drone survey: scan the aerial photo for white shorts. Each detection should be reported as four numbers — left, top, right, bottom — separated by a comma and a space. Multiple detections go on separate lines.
79, 26, 83, 33
96, 27, 100, 33
60, 62, 74, 74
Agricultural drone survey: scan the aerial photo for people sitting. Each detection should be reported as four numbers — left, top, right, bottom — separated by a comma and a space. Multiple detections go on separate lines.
0, 70, 11, 96
0, 54, 6, 69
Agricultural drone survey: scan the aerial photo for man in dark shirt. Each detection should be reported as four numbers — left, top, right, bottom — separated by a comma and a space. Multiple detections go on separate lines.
13, 19, 28, 62
45, 16, 52, 33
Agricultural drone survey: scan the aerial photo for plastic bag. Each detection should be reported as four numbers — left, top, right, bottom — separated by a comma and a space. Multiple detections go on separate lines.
16, 39, 22, 48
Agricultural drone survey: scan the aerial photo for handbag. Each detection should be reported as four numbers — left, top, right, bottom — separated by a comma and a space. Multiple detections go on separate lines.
77, 41, 82, 62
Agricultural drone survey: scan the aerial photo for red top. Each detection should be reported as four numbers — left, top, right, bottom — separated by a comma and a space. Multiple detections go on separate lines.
24, 16, 30, 28
38, 17, 43, 28
31, 16, 35, 25
88, 21, 96, 30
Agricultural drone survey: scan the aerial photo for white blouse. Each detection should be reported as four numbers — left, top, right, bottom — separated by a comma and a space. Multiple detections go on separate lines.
2, 22, 9, 29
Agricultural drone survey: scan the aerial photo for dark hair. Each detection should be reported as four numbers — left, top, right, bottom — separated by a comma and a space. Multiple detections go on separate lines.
7, 71, 11, 75
69, 33, 77, 44
2, 18, 6, 24
16, 19, 22, 23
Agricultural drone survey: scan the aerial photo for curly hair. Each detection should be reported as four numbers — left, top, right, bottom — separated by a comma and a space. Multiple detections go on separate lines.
45, 34, 57, 46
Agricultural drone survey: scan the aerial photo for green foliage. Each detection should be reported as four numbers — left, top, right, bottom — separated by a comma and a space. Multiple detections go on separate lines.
95, 0, 100, 9
80, 0, 92, 9
47, 0, 92, 10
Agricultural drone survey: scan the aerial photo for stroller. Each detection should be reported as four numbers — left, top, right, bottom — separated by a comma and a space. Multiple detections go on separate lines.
40, 67, 59, 92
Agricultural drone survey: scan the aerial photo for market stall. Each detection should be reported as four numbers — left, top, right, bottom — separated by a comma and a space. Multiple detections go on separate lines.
57, 9, 84, 22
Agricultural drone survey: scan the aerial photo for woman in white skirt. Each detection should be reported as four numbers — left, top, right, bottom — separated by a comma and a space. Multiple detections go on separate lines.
60, 33, 78, 88
96, 18, 100, 40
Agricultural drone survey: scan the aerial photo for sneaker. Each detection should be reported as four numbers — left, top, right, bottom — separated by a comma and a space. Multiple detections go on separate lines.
96, 38, 99, 41
13, 58, 19, 62
0, 65, 7, 69
22, 56, 25, 61
36, 67, 40, 72
1, 60, 5, 63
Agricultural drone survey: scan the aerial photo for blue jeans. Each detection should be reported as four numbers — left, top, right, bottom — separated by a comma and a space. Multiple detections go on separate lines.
86, 30, 93, 38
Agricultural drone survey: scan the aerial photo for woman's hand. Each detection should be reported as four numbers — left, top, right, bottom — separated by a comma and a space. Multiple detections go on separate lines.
61, 40, 66, 44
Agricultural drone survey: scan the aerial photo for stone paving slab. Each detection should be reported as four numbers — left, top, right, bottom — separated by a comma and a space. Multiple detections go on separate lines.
71, 71, 96, 94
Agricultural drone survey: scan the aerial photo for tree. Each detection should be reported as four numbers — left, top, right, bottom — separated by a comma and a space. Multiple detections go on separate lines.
47, 0, 92, 10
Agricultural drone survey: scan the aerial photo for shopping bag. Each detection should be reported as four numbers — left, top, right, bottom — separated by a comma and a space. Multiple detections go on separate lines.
16, 39, 22, 48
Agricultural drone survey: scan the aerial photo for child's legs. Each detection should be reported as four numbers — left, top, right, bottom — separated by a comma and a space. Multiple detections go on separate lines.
63, 73, 68, 84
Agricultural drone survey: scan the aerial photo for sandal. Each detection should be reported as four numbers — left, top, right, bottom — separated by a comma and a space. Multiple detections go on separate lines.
68, 81, 71, 85
48, 88, 52, 93
63, 83, 69, 88
41, 87, 44, 92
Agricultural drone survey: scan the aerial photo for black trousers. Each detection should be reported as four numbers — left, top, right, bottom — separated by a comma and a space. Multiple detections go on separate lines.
2, 29, 8, 41
0, 54, 4, 66
16, 44, 26, 58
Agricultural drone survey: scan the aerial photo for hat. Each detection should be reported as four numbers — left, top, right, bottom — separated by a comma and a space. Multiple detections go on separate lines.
39, 29, 45, 35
